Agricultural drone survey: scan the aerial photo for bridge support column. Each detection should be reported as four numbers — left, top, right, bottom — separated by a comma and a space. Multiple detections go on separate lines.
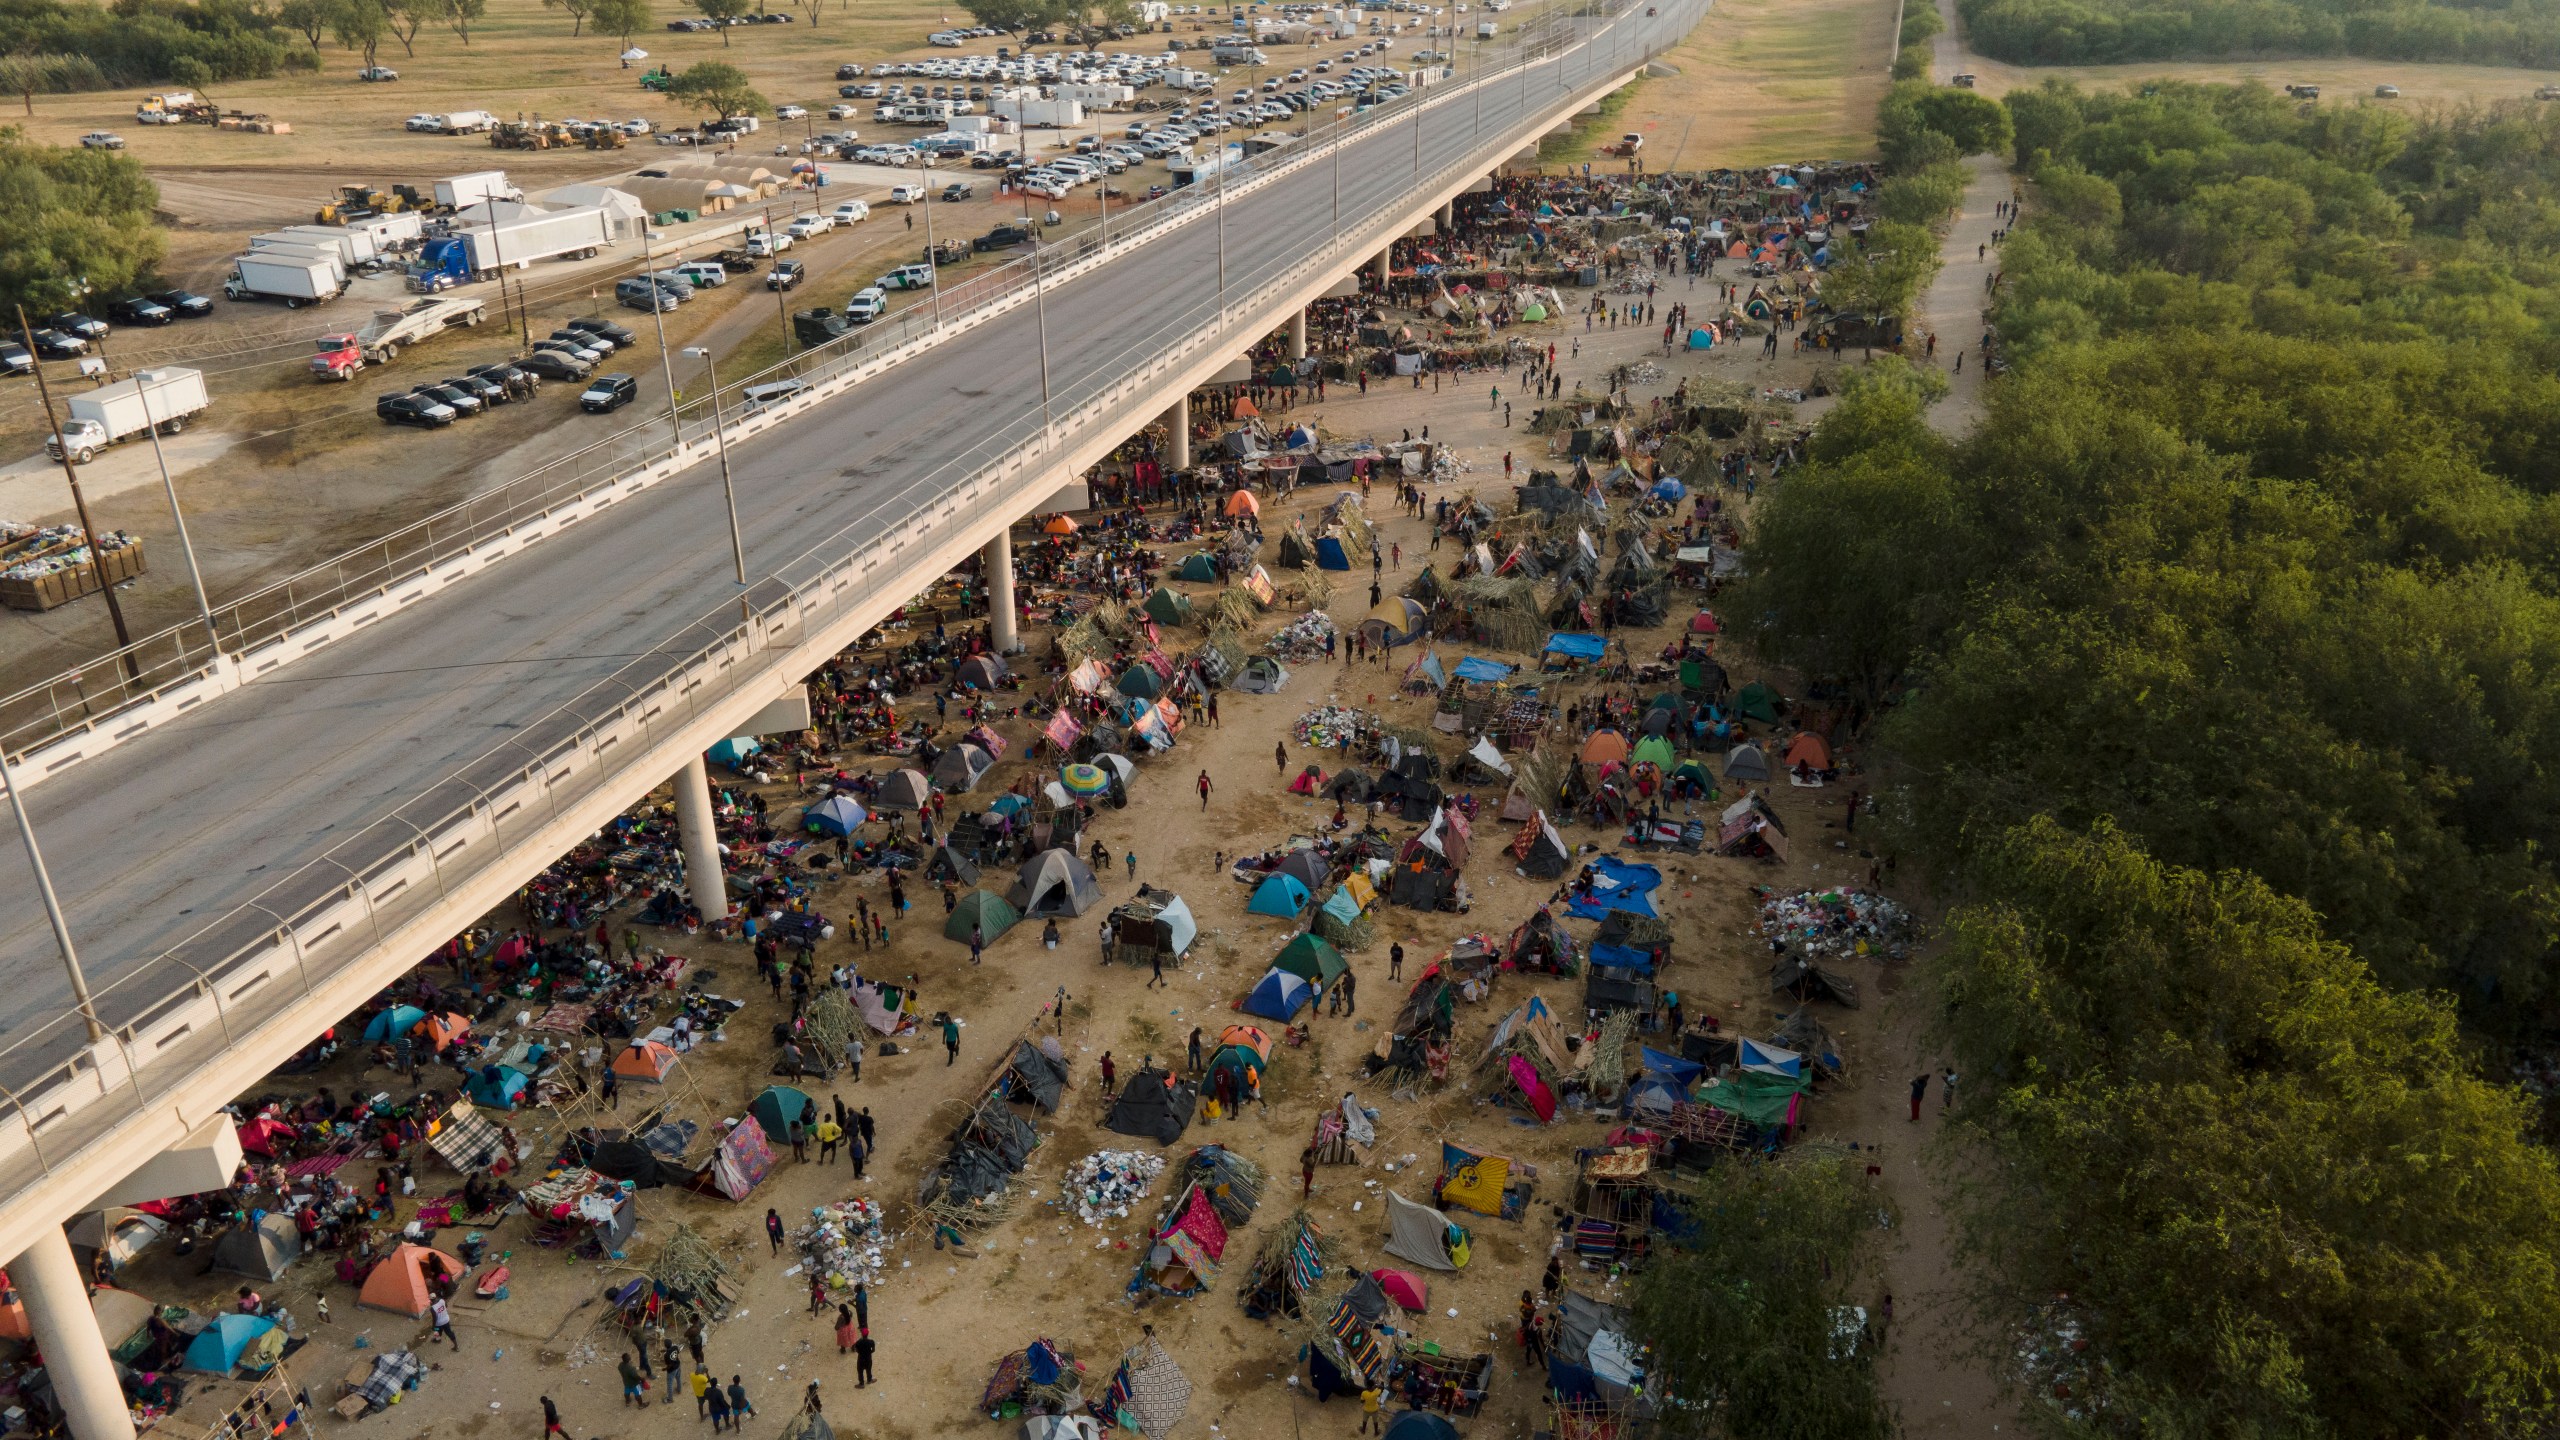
984, 529, 1017, 654
1437, 200, 1455, 229
14, 1228, 134, 1440
1164, 395, 1191, 471
673, 756, 727, 922
1374, 247, 1391, 292
1287, 309, 1307, 362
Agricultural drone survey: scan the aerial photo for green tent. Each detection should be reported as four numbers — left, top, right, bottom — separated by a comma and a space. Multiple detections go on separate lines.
1735, 681, 1782, 724
1143, 586, 1192, 626
748, 1085, 815, 1142
1271, 932, 1348, 985
1631, 736, 1677, 770
1176, 553, 1219, 583
1696, 1068, 1807, 1127
1118, 664, 1164, 700
946, 888, 1022, 943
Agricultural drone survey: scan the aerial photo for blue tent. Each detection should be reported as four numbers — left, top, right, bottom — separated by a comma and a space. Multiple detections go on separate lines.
1563, 857, 1662, 920
1686, 327, 1714, 350
988, 792, 1030, 819
467, 1063, 530, 1111
184, 1314, 277, 1374
1383, 1414, 1459, 1440
1651, 478, 1687, 501
1248, 873, 1311, 917
1590, 941, 1658, 975
363, 1005, 427, 1043
804, 795, 867, 837
1242, 967, 1315, 1021
1314, 535, 1351, 570
708, 736, 760, 768
1739, 1039, 1806, 1079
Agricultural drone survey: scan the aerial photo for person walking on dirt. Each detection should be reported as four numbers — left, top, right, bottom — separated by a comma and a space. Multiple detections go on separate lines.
853, 1331, 877, 1388
765, 1209, 785, 1255
543, 1396, 569, 1438
1197, 770, 1214, 810
1909, 1073, 1930, 1122
942, 1014, 961, 1066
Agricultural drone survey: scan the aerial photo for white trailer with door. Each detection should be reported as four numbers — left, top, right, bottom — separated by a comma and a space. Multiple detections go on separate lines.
434, 171, 521, 210
225, 250, 344, 306
444, 206, 613, 272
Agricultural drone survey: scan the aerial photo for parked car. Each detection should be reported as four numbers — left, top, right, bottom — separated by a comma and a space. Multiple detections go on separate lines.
147, 290, 214, 317
446, 372, 506, 405
405, 113, 443, 131
467, 360, 531, 395
975, 222, 1032, 251
29, 329, 86, 359
767, 259, 807, 290
844, 286, 888, 322
876, 262, 935, 290
887, 183, 926, 204
786, 214, 833, 239
557, 324, 620, 353
616, 276, 679, 311
580, 373, 638, 413
413, 381, 482, 416
50, 312, 108, 342
830, 199, 871, 224
537, 336, 606, 365
940, 181, 974, 201
516, 349, 590, 381
775, 103, 808, 119
79, 131, 125, 149
567, 317, 636, 348
0, 341, 31, 376
357, 64, 399, 80
829, 102, 860, 119
378, 391, 453, 427
107, 296, 173, 326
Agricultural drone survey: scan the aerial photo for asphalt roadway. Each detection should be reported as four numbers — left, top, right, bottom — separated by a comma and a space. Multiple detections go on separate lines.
0, 0, 1697, 1082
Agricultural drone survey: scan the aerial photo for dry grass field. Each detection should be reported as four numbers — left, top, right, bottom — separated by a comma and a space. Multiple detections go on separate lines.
1540, 0, 1899, 168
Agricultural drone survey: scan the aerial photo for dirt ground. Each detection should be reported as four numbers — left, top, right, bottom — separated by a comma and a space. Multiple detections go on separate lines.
82, 284, 2002, 1440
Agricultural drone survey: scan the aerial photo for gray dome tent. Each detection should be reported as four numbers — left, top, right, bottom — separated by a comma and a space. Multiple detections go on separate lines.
1723, 743, 1770, 781
874, 768, 933, 811
1011, 848, 1105, 917
932, 743, 995, 793
212, 1213, 302, 1283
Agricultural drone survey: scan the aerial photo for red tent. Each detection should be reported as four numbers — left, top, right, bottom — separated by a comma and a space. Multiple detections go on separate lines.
1371, 1268, 1429, 1311
236, 1116, 295, 1157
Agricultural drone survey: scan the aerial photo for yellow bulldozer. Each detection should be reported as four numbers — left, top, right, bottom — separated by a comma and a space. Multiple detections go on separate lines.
584, 125, 628, 150
314, 182, 408, 224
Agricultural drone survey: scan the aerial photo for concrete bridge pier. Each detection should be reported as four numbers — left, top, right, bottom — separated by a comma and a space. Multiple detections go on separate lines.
1374, 247, 1392, 290
674, 755, 727, 922
984, 530, 1017, 654
14, 1227, 135, 1440
1164, 395, 1191, 471
1287, 309, 1308, 361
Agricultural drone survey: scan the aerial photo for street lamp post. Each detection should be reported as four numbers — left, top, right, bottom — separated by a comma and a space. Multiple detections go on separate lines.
922, 182, 945, 326
134, 375, 216, 647
682, 346, 750, 622
640, 228, 682, 445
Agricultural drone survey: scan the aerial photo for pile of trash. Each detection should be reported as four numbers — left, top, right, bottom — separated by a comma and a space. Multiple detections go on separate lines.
795, 1197, 890, 1297
1622, 360, 1665, 386
1755, 887, 1911, 960
1268, 609, 1339, 660
1067, 1148, 1166, 1227
1291, 704, 1380, 751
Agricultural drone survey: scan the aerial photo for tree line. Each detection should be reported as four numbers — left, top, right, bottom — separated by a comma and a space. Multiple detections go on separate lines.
1735, 80, 2560, 1434
0, 0, 320, 92
1957, 0, 2560, 67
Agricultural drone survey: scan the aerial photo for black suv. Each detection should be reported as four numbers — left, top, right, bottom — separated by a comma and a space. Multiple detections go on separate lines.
567, 316, 637, 348
975, 223, 1032, 251
580, 373, 638, 413
767, 260, 806, 291
147, 290, 215, 317
108, 296, 173, 326
378, 391, 453, 427
49, 311, 108, 341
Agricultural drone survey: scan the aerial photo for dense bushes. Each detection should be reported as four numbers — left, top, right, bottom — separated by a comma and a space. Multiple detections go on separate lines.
1958, 0, 2560, 67
0, 128, 163, 313
1734, 80, 2560, 1433
0, 0, 315, 90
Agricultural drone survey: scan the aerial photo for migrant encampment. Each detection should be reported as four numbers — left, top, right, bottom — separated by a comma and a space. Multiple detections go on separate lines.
693, 1115, 777, 1201
1436, 1141, 1522, 1219
185, 1313, 283, 1375
1241, 1209, 1329, 1320
1144, 586, 1193, 626
932, 742, 996, 792
1105, 1065, 1199, 1145
748, 1086, 816, 1147
1724, 742, 1770, 781
1003, 1037, 1071, 1112
1512, 811, 1569, 878
928, 843, 983, 885
956, 654, 1009, 690
611, 1039, 680, 1083
873, 768, 933, 811
1012, 849, 1105, 916
804, 795, 868, 837
1094, 1334, 1192, 1438
1107, 888, 1198, 967
1236, 655, 1290, 692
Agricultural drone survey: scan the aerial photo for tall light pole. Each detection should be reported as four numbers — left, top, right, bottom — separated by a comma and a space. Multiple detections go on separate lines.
682, 346, 750, 622
640, 228, 682, 445
1029, 229, 1055, 443
134, 373, 216, 647
920, 184, 945, 326
0, 756, 100, 1044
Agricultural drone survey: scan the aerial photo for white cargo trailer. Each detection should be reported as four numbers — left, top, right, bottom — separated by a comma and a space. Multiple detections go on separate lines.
225, 251, 343, 306
434, 171, 520, 210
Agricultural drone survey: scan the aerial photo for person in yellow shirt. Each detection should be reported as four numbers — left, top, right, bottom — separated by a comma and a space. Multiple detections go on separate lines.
815, 1117, 845, 1164
690, 1366, 713, 1418
1358, 1387, 1384, 1434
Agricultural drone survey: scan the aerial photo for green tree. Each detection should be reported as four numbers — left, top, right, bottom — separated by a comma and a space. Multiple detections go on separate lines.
0, 52, 102, 116
1632, 1151, 1895, 1440
539, 0, 595, 34
275, 0, 346, 50
960, 0, 1063, 28
588, 0, 652, 44
332, 0, 388, 67
691, 0, 751, 43
667, 58, 764, 118
382, 0, 433, 55
1936, 818, 2560, 1437
0, 129, 164, 315
443, 0, 485, 42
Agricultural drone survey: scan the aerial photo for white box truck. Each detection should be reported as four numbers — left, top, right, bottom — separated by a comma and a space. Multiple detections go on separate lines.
343, 210, 427, 250
226, 251, 342, 307
243, 239, 350, 283
45, 368, 212, 463
434, 171, 520, 211
437, 110, 498, 134
263, 225, 383, 267
406, 204, 611, 287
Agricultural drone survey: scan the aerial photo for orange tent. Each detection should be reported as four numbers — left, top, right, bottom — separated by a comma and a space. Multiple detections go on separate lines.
1579, 730, 1630, 767
610, 1039, 679, 1083
358, 1243, 465, 1317
1043, 515, 1079, 535
1781, 732, 1832, 771
1218, 1023, 1274, 1059
1223, 489, 1261, 519
419, 1012, 471, 1052
1230, 395, 1260, 418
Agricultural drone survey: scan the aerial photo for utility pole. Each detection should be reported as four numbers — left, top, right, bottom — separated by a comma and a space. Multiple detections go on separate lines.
21, 308, 135, 677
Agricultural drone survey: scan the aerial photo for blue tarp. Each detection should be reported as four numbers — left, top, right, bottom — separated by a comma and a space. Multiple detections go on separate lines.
1740, 1039, 1806, 1079
1321, 886, 1362, 924
1651, 478, 1687, 501
1639, 1045, 1704, 1084
708, 736, 759, 768
1452, 657, 1515, 683
1315, 536, 1351, 570
363, 1005, 427, 1043
1590, 941, 1657, 975
468, 1063, 529, 1110
185, 1314, 276, 1374
1542, 633, 1606, 661
1242, 967, 1315, 1021
1565, 857, 1661, 920
1249, 873, 1311, 916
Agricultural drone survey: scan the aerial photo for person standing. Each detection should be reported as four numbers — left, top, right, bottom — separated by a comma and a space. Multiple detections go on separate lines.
661, 1340, 682, 1405
707, 1383, 733, 1435
969, 924, 985, 967
857, 1107, 875, 1155
853, 1281, 870, 1333
1187, 1027, 1204, 1075
853, 1330, 878, 1389
602, 1069, 620, 1111
691, 1365, 713, 1419
1339, 969, 1357, 1015
1197, 770, 1214, 811
942, 1014, 961, 1067
542, 1396, 569, 1439
1124, 849, 1138, 882
1844, 789, 1861, 834
1300, 1145, 1316, 1199
1100, 1051, 1118, 1098
847, 1035, 864, 1083
835, 1305, 858, 1355
1388, 942, 1403, 981
1275, 740, 1288, 775
1909, 1073, 1930, 1122
1358, 1385, 1384, 1434
430, 1293, 460, 1352
816, 1114, 843, 1164
850, 1124, 867, 1180
726, 1377, 755, 1427
765, 1208, 786, 1255
1941, 1068, 1958, 1110
618, 1355, 647, 1407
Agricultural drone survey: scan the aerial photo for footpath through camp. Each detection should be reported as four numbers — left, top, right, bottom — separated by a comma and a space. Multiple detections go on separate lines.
48, 155, 1965, 1440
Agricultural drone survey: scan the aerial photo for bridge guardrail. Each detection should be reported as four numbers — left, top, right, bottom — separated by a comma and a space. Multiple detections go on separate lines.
0, 0, 1688, 1214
